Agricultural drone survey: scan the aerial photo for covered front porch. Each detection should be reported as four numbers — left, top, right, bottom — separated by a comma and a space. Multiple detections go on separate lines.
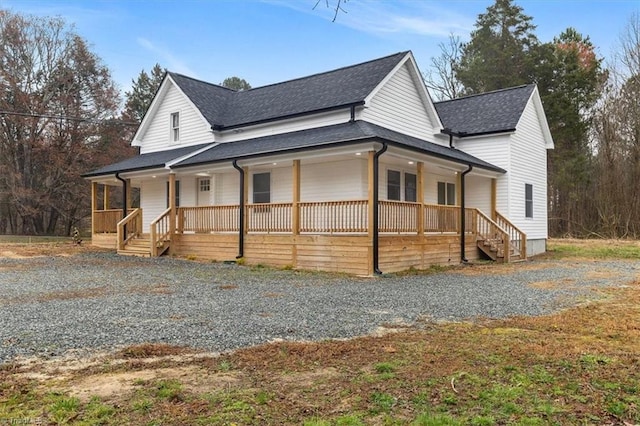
89, 145, 526, 275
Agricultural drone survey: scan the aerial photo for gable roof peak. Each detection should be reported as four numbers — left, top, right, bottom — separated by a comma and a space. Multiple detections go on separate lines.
434, 84, 535, 105
168, 72, 237, 92
243, 51, 410, 92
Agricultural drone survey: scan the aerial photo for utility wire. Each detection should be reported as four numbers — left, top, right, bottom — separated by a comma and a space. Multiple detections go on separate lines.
0, 110, 139, 127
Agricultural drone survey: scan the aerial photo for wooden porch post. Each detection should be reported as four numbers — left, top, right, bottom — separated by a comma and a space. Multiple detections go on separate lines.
91, 182, 98, 235
125, 179, 132, 211
292, 160, 300, 268
103, 185, 110, 210
169, 173, 176, 236
455, 172, 462, 207
292, 160, 300, 235
243, 167, 249, 235
491, 178, 497, 221
417, 162, 424, 235
367, 151, 375, 275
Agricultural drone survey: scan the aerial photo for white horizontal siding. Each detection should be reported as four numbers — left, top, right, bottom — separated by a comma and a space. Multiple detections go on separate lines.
508, 99, 549, 240
465, 176, 491, 214
139, 84, 214, 154
215, 172, 240, 205
456, 135, 510, 214
301, 158, 367, 201
424, 168, 457, 205
218, 110, 351, 143
361, 62, 437, 142
140, 178, 167, 231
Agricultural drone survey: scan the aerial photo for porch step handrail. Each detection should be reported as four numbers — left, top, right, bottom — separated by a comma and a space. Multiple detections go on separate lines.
495, 211, 527, 259
116, 208, 142, 251
150, 207, 172, 257
475, 209, 513, 262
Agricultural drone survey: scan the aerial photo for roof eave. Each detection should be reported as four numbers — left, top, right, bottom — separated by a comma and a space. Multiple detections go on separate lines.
211, 101, 365, 131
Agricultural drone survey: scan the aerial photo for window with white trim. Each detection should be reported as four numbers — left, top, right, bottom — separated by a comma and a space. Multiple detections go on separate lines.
437, 181, 455, 206
170, 112, 180, 142
525, 183, 533, 218
199, 178, 210, 192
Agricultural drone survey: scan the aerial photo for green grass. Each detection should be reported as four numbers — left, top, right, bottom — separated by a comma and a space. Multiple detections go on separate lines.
0, 235, 76, 243
548, 241, 640, 259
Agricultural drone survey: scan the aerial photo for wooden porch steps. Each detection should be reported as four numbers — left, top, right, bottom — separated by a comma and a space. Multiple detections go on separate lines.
477, 238, 522, 263
118, 236, 152, 257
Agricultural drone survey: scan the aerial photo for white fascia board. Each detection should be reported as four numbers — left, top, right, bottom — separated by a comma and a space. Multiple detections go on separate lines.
132, 76, 171, 146
530, 85, 554, 150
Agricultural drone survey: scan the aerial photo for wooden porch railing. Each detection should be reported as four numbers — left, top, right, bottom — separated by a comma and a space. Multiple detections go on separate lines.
94, 209, 137, 233
379, 200, 420, 233
423, 204, 459, 233
116, 208, 142, 251
299, 200, 368, 233
150, 207, 171, 257
247, 203, 292, 233
475, 209, 512, 262
495, 212, 527, 260
178, 205, 240, 233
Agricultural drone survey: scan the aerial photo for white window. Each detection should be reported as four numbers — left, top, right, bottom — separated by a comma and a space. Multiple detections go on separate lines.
170, 112, 180, 142
525, 183, 533, 218
199, 178, 210, 192
437, 181, 456, 206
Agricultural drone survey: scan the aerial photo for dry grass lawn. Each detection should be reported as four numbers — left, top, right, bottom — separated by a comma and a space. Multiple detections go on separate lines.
1, 238, 639, 425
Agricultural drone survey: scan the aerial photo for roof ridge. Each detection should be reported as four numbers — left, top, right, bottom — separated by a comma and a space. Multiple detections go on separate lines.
168, 72, 237, 92
434, 84, 534, 104
236, 51, 410, 94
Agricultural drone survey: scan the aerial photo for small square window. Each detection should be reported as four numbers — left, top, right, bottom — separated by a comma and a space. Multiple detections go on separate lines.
199, 179, 210, 192
170, 112, 180, 142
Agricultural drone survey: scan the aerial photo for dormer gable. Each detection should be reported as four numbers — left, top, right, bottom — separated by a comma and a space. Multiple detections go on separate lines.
133, 74, 216, 154
361, 51, 443, 140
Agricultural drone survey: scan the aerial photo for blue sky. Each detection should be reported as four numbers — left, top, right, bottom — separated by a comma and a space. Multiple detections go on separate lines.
1, 0, 637, 99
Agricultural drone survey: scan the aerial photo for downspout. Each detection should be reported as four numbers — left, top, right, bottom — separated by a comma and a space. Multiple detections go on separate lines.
373, 142, 388, 275
115, 172, 128, 236
350, 104, 356, 122
232, 160, 244, 259
460, 165, 473, 263
448, 133, 454, 148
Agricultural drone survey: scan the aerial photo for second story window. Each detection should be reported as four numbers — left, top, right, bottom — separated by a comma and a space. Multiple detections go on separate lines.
170, 112, 180, 142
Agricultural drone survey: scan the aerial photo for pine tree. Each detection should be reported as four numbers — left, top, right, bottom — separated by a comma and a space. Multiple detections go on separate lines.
124, 64, 166, 122
455, 0, 539, 93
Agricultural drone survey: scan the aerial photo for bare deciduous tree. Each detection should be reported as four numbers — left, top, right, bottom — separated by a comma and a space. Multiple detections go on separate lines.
423, 34, 465, 101
0, 10, 124, 235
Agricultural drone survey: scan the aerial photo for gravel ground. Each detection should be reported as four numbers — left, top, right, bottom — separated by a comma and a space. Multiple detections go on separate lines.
1, 252, 638, 364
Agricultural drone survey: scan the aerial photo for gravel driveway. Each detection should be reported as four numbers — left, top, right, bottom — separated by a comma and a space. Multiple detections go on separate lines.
1, 252, 638, 364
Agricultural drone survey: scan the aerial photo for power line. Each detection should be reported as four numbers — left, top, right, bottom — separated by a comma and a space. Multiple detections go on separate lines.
0, 110, 139, 127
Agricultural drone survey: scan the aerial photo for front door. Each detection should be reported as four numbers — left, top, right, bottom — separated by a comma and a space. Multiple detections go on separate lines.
197, 177, 211, 206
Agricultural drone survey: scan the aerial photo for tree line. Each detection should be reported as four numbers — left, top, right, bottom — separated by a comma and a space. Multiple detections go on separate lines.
1, 3, 638, 238
0, 9, 250, 235
424, 0, 639, 238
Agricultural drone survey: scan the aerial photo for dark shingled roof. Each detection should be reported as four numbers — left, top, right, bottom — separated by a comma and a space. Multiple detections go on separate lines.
169, 51, 408, 129
173, 121, 504, 173
434, 84, 535, 136
82, 143, 212, 177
